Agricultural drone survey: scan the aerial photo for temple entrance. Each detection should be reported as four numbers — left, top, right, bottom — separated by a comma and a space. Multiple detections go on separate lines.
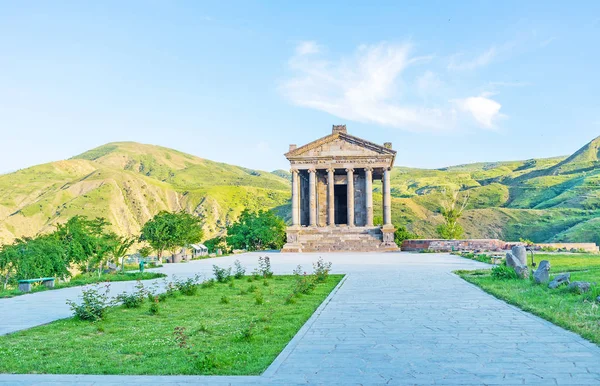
334, 184, 348, 225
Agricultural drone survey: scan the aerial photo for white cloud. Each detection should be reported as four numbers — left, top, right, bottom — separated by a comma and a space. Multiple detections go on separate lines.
295, 41, 320, 56
416, 71, 443, 97
540, 37, 556, 47
453, 95, 504, 128
448, 47, 497, 71
281, 41, 455, 132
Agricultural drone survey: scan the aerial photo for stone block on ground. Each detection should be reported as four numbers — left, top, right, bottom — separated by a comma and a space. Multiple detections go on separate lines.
514, 265, 530, 279
533, 260, 551, 284
567, 281, 591, 293
511, 245, 527, 265
505, 252, 519, 268
548, 273, 570, 289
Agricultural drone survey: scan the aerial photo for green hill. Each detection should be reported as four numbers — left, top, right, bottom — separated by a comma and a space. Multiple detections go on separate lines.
3, 136, 600, 245
0, 142, 290, 244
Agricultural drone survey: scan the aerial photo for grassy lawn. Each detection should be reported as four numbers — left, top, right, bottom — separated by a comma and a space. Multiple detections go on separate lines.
456, 252, 600, 345
0, 274, 344, 375
0, 271, 166, 299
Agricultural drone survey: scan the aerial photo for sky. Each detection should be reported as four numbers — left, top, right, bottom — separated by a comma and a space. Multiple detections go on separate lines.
1, 1, 599, 174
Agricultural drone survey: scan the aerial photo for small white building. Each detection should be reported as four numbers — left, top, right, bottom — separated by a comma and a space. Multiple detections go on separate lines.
190, 244, 209, 258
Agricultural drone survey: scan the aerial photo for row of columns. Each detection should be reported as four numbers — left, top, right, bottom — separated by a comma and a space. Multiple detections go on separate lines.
291, 167, 392, 227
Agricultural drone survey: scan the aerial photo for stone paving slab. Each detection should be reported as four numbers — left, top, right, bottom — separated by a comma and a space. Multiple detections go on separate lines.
1, 252, 600, 385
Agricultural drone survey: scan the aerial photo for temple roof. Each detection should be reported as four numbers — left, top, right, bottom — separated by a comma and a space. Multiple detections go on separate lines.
285, 125, 396, 165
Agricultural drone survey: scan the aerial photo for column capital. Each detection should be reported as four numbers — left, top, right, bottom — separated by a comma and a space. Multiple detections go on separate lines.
308, 168, 316, 174
326, 167, 336, 173
364, 166, 374, 172
290, 168, 299, 174
345, 167, 355, 173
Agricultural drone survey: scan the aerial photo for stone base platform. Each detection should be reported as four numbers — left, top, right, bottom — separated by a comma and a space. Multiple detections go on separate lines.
281, 226, 399, 253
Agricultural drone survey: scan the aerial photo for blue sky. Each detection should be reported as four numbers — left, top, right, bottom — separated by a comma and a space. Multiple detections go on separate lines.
1, 1, 599, 173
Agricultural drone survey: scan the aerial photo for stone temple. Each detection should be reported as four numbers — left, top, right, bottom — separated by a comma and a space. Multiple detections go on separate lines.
281, 125, 399, 252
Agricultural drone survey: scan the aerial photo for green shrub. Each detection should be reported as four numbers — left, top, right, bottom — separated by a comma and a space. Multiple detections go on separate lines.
174, 275, 201, 296
491, 265, 518, 280
313, 257, 332, 283
233, 260, 246, 279
220, 295, 230, 304
116, 281, 146, 308
212, 265, 231, 283
201, 279, 215, 289
66, 284, 113, 321
254, 292, 264, 305
149, 297, 160, 315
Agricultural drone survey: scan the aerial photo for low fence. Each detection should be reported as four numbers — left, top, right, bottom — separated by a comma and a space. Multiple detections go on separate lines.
401, 239, 599, 253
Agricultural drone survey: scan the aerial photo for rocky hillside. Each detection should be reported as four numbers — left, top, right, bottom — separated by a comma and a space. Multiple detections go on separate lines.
0, 142, 290, 244
3, 136, 600, 245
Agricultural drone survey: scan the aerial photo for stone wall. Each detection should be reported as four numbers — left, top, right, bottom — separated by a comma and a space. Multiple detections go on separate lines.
401, 239, 509, 252
535, 243, 599, 252
401, 239, 599, 253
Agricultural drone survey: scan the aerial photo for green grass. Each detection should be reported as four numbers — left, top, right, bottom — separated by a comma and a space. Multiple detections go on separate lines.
456, 253, 600, 346
0, 274, 344, 375
0, 271, 166, 299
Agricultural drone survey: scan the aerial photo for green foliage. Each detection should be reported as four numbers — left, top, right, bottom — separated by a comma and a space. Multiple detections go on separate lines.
254, 256, 273, 278
233, 260, 246, 279
312, 257, 332, 283
116, 281, 147, 308
491, 265, 519, 280
226, 210, 285, 251
174, 275, 201, 296
393, 225, 418, 245
66, 284, 113, 321
149, 297, 160, 315
212, 265, 232, 283
140, 211, 204, 260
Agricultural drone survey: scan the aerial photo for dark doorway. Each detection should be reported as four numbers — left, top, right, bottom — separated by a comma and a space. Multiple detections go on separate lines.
334, 184, 348, 225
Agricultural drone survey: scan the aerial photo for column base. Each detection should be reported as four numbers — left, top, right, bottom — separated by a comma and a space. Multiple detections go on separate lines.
381, 224, 400, 251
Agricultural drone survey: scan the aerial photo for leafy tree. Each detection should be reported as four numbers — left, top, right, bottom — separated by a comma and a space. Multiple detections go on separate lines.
55, 216, 113, 273
0, 235, 69, 282
139, 211, 203, 261
226, 209, 285, 251
436, 189, 469, 240
393, 225, 418, 246
204, 236, 229, 254
108, 236, 135, 272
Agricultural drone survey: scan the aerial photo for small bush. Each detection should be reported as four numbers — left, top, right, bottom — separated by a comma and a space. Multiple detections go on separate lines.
116, 281, 147, 308
175, 275, 201, 296
263, 279, 269, 287
220, 295, 230, 304
233, 260, 246, 279
240, 321, 255, 341
248, 284, 258, 293
313, 257, 332, 283
201, 279, 216, 289
293, 274, 316, 295
149, 297, 160, 315
213, 265, 232, 283
257, 256, 273, 278
66, 284, 113, 321
284, 293, 296, 304
254, 292, 264, 305
158, 293, 168, 302
491, 265, 518, 280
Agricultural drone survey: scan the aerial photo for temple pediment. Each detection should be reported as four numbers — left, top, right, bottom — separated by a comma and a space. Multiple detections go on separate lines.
285, 125, 396, 162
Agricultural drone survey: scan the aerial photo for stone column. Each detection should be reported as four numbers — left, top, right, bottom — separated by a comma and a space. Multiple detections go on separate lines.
346, 168, 354, 226
308, 169, 317, 226
327, 168, 335, 226
383, 167, 392, 226
291, 169, 300, 226
365, 167, 373, 227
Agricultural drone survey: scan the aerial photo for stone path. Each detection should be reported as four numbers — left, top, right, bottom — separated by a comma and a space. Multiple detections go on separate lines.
2, 252, 600, 385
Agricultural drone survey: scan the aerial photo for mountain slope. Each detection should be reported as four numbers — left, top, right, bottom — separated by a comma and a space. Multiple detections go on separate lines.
0, 142, 290, 244
3, 136, 600, 245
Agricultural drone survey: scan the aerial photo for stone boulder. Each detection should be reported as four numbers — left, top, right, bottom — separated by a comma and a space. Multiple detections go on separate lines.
567, 281, 591, 293
548, 273, 570, 289
514, 265, 530, 279
511, 246, 527, 265
533, 260, 551, 284
506, 251, 529, 279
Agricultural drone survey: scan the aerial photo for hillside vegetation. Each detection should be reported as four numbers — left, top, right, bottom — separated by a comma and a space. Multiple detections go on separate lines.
0, 142, 290, 244
3, 136, 600, 244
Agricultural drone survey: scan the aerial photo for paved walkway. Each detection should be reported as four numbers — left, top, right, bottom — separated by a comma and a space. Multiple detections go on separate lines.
2, 252, 600, 385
